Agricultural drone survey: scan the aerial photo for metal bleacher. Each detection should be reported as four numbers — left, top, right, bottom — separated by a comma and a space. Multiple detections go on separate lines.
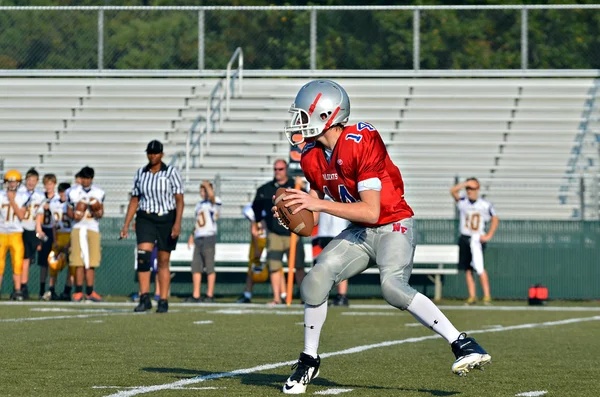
0, 77, 596, 220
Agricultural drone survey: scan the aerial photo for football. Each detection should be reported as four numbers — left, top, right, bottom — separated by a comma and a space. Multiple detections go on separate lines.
274, 187, 314, 237
74, 200, 88, 221
89, 198, 103, 215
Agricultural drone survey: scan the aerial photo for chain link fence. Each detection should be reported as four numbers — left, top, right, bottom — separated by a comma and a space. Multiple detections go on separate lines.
1, 218, 598, 300
1, 5, 600, 71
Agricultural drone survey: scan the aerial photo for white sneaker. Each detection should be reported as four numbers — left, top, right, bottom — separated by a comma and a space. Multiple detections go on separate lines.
451, 333, 492, 376
283, 353, 320, 394
41, 291, 52, 301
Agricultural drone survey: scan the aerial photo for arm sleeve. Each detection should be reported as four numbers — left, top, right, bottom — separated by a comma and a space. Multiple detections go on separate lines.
356, 130, 387, 183
170, 167, 184, 195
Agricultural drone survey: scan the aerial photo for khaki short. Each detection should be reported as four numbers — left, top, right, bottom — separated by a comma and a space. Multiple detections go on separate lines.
266, 233, 305, 272
69, 229, 101, 268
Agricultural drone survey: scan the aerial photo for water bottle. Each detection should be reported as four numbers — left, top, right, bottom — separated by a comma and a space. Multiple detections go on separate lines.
36, 232, 49, 243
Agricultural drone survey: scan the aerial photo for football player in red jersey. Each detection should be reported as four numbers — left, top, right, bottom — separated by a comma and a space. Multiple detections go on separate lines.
277, 80, 491, 394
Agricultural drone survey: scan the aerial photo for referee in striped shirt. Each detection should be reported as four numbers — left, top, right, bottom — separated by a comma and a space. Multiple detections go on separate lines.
120, 140, 184, 313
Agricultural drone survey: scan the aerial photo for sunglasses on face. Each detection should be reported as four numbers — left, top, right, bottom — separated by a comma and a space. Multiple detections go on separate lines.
273, 167, 286, 171
466, 187, 479, 191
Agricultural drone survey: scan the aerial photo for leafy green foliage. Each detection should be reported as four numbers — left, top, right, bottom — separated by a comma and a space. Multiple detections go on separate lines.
0, 1, 600, 69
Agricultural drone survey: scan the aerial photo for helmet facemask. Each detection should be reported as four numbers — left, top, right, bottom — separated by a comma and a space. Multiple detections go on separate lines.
285, 107, 324, 146
284, 80, 351, 147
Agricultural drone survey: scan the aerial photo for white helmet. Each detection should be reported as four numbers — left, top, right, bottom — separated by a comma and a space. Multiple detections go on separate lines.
285, 79, 350, 146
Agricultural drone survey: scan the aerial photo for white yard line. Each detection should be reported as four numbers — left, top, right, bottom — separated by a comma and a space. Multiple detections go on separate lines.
211, 309, 305, 315
314, 388, 353, 395
341, 312, 398, 316
103, 315, 600, 397
2, 301, 599, 312
94, 386, 222, 391
515, 391, 548, 397
0, 312, 133, 323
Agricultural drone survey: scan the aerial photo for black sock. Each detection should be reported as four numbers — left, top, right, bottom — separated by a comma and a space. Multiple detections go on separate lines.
49, 286, 55, 293
86, 286, 94, 295
75, 285, 83, 293
40, 283, 46, 295
64, 285, 72, 295
21, 284, 28, 292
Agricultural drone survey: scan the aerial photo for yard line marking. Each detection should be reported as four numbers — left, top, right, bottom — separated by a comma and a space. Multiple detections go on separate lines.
314, 388, 353, 395
103, 315, 600, 397
405, 323, 422, 327
211, 309, 304, 315
353, 304, 600, 312
515, 391, 548, 396
193, 320, 214, 325
94, 386, 222, 390
0, 312, 133, 323
30, 308, 130, 313
341, 312, 398, 316
2, 301, 599, 312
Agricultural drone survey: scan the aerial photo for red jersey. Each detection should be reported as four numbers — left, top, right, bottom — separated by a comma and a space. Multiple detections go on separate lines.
301, 122, 414, 227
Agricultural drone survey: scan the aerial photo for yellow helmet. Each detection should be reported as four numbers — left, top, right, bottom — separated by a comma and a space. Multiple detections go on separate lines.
4, 169, 22, 183
48, 251, 67, 272
250, 261, 269, 284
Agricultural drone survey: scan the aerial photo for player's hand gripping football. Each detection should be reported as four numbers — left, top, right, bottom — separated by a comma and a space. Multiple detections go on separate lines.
280, 188, 322, 214
271, 200, 289, 230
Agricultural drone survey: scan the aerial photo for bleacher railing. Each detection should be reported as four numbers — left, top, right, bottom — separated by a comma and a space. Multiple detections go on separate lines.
2, 5, 600, 73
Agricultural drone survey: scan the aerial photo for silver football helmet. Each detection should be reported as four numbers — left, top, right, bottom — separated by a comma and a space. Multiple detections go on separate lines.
285, 79, 350, 146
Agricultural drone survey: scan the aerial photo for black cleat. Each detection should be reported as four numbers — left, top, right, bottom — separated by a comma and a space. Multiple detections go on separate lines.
156, 299, 169, 313
236, 295, 251, 303
184, 296, 202, 303
58, 292, 71, 301
451, 333, 492, 376
329, 294, 349, 307
10, 290, 24, 301
283, 353, 320, 394
20, 285, 29, 300
134, 293, 152, 312
202, 296, 215, 303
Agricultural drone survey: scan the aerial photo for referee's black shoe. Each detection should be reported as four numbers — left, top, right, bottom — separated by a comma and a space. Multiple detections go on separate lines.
156, 299, 169, 313
134, 293, 152, 312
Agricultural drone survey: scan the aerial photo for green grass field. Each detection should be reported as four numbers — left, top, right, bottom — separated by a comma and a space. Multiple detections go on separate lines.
1, 298, 599, 397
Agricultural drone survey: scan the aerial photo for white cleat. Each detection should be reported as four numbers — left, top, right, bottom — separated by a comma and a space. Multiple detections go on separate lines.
283, 353, 320, 394
451, 333, 492, 376
452, 353, 492, 376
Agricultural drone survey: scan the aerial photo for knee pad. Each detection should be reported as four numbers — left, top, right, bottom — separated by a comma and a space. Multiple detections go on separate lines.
380, 276, 418, 310
137, 250, 152, 272
300, 265, 335, 306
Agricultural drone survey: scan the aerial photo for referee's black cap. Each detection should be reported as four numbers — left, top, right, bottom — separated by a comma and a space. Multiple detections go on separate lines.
146, 140, 164, 154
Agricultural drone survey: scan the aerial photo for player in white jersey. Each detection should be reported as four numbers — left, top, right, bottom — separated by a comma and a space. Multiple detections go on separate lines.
66, 166, 105, 302
450, 177, 499, 305
17, 168, 45, 299
312, 196, 350, 307
0, 170, 26, 300
186, 181, 221, 302
34, 174, 62, 300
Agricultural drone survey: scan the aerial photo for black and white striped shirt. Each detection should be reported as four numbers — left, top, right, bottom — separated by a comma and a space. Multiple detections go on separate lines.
132, 163, 184, 214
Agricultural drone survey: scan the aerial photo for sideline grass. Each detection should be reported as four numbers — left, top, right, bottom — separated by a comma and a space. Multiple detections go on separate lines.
0, 299, 598, 397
